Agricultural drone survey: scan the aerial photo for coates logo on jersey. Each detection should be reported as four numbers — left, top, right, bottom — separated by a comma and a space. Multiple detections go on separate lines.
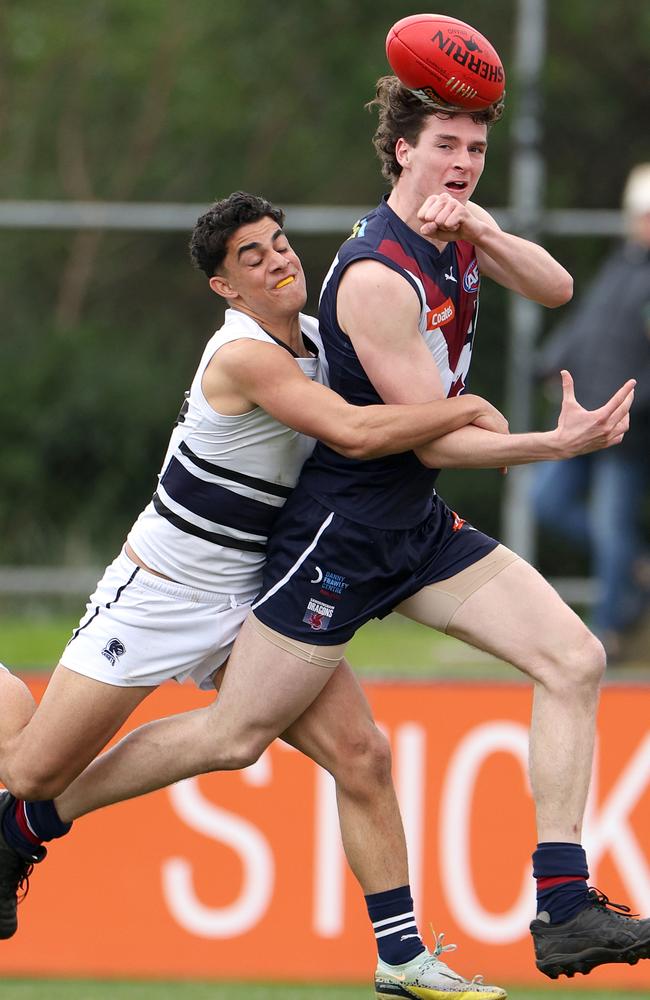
426, 297, 456, 331
302, 598, 335, 631
463, 259, 480, 293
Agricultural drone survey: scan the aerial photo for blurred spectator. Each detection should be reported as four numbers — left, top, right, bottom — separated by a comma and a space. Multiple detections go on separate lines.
532, 163, 650, 662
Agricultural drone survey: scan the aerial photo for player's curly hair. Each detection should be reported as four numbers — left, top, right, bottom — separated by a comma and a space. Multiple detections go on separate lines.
367, 75, 504, 185
190, 191, 285, 277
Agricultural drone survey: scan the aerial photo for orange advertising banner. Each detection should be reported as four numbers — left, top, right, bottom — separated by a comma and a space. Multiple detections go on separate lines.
2, 678, 650, 989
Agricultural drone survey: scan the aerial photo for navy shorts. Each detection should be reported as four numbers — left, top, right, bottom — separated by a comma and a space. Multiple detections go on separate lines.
252, 490, 499, 645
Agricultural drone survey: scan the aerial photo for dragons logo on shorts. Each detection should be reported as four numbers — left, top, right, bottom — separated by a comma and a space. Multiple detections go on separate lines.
101, 637, 126, 666
302, 597, 334, 631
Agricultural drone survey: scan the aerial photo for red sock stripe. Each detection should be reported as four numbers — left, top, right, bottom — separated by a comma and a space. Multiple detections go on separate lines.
537, 875, 585, 890
14, 801, 42, 846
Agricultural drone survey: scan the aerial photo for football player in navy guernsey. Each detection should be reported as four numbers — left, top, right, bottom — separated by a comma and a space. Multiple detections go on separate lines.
247, 78, 645, 988
0, 190, 513, 998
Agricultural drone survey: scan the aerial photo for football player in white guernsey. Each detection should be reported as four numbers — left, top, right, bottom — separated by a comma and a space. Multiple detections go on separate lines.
0, 192, 513, 997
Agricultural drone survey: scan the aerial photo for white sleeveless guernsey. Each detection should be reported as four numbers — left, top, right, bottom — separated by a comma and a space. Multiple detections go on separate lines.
128, 308, 327, 593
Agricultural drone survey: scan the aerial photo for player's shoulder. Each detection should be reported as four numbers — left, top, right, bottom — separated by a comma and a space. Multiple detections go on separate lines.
339, 202, 389, 257
206, 334, 298, 405
202, 310, 281, 375
341, 256, 409, 288
198, 308, 267, 357
338, 258, 421, 327
336, 202, 413, 287
218, 308, 271, 343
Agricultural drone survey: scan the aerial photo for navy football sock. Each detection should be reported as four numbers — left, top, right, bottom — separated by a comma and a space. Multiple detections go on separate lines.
533, 842, 591, 924
2, 796, 71, 859
366, 884, 425, 966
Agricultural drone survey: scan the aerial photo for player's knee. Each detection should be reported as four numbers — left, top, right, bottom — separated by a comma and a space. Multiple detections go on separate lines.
565, 630, 606, 688
331, 724, 393, 794
5, 761, 68, 802
579, 631, 607, 683
213, 732, 269, 772
225, 745, 261, 771
541, 628, 606, 693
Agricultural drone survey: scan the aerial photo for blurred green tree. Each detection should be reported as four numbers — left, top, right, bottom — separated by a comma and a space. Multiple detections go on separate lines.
1, 0, 648, 563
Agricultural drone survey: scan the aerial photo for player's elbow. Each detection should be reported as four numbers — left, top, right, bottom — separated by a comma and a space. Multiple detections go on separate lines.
545, 272, 573, 308
415, 445, 443, 469
5, 763, 68, 803
330, 435, 376, 460
327, 415, 380, 460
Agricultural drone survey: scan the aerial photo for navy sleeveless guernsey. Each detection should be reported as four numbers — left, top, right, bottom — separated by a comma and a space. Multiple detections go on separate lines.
251, 198, 499, 646
296, 196, 481, 528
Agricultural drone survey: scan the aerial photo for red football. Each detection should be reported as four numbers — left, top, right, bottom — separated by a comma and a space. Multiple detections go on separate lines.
386, 13, 505, 111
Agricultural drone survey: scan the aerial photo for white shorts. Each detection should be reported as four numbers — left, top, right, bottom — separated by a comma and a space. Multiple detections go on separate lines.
61, 549, 257, 690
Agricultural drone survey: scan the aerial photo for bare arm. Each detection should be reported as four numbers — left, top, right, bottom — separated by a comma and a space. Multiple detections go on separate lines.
417, 195, 573, 307
204, 338, 502, 461
419, 371, 634, 467
336, 261, 634, 468
336, 260, 508, 467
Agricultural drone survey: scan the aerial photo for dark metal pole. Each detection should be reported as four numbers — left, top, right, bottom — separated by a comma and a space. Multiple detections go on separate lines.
502, 0, 547, 560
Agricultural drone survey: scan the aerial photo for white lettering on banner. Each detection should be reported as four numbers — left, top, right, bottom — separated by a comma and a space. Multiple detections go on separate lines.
241, 748, 272, 787
440, 721, 534, 943
583, 733, 650, 915
161, 777, 274, 937
313, 768, 345, 937
312, 723, 426, 937
395, 723, 426, 920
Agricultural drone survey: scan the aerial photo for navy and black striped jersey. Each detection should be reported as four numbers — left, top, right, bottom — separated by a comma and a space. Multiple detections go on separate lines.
296, 197, 482, 528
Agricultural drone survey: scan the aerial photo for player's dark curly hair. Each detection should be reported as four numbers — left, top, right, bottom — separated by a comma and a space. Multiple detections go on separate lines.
190, 191, 285, 277
367, 75, 504, 185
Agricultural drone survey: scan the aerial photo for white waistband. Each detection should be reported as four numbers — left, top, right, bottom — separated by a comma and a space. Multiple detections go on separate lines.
118, 549, 257, 607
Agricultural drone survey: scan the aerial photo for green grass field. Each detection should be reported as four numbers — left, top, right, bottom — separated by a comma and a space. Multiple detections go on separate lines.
3, 608, 648, 681
1, 980, 646, 999
0, 610, 511, 679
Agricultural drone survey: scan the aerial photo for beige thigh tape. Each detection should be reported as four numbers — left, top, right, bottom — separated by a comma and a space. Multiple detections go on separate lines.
396, 544, 520, 633
249, 612, 346, 668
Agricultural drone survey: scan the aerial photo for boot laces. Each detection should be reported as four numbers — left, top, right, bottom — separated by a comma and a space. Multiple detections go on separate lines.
588, 887, 639, 918
425, 925, 486, 986
0, 854, 35, 904
15, 861, 35, 903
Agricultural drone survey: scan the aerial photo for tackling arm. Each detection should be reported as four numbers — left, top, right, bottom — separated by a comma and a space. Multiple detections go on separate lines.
206, 337, 501, 461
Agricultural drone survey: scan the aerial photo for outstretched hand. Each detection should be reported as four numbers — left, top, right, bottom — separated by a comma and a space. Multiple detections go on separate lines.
553, 370, 636, 458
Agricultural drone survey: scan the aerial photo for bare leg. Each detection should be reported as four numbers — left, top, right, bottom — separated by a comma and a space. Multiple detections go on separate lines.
398, 557, 605, 843
0, 669, 37, 747
281, 659, 408, 894
56, 616, 335, 821
0, 664, 153, 800
54, 646, 409, 896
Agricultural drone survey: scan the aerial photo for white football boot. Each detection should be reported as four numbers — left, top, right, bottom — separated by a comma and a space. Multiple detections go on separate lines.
375, 932, 507, 999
